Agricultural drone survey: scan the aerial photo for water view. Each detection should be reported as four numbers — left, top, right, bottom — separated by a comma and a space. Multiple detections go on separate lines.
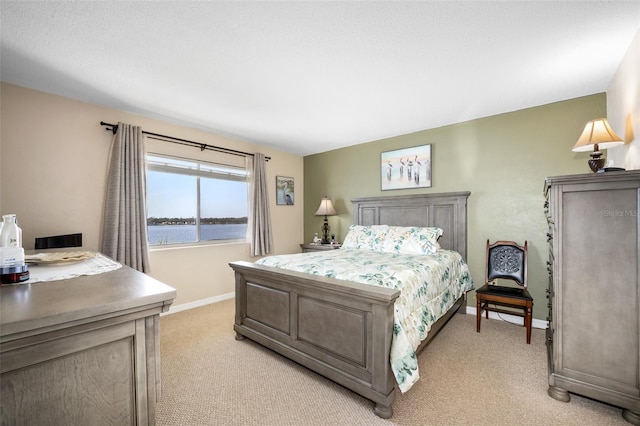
148, 224, 247, 245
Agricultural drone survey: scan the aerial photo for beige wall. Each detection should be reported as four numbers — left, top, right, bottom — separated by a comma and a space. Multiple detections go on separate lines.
0, 82, 304, 307
304, 94, 606, 321
607, 29, 640, 170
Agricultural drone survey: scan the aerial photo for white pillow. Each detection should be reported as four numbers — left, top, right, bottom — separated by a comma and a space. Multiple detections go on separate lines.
341, 225, 389, 251
381, 226, 443, 255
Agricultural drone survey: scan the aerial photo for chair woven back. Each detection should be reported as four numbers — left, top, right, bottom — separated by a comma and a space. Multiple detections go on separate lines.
486, 240, 527, 288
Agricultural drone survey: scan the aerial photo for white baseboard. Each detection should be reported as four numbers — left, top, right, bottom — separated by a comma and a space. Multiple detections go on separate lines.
162, 292, 235, 316
465, 306, 548, 330
162, 294, 549, 330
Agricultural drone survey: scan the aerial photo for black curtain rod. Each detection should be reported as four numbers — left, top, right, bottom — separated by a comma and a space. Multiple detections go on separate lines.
100, 121, 270, 161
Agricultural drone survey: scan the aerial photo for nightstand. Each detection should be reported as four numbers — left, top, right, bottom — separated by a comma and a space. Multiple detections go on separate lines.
300, 243, 341, 253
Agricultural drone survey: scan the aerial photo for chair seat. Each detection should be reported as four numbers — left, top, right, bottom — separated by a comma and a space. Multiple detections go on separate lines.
476, 284, 532, 301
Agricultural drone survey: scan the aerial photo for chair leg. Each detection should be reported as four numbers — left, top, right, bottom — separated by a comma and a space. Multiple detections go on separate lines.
476, 296, 481, 332
525, 304, 533, 344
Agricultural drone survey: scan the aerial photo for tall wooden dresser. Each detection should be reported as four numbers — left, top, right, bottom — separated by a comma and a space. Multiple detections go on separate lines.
545, 170, 640, 424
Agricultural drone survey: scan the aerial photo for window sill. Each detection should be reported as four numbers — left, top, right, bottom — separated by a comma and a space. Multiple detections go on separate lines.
149, 240, 248, 252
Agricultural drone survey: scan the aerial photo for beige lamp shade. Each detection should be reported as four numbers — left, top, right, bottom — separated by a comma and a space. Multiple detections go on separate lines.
572, 118, 624, 152
315, 197, 337, 216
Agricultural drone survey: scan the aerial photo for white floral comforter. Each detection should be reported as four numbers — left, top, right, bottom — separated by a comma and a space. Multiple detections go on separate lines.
255, 248, 474, 392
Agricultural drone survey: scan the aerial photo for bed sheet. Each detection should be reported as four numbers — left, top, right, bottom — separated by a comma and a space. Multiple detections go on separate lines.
255, 248, 474, 392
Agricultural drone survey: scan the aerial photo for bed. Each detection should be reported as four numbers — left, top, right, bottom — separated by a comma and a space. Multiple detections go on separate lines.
229, 192, 472, 418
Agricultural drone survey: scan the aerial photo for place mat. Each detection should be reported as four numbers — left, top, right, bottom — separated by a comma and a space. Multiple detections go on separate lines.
25, 251, 97, 264
23, 252, 122, 284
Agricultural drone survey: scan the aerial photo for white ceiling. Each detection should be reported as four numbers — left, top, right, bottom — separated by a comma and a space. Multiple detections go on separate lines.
1, 1, 639, 156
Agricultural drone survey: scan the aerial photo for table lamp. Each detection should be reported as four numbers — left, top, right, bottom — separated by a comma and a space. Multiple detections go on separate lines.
314, 196, 337, 244
572, 118, 624, 172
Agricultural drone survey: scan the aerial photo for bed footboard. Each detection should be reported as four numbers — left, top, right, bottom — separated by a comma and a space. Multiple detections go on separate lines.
230, 260, 401, 418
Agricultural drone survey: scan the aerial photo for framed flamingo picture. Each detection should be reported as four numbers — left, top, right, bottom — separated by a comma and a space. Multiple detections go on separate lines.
381, 144, 432, 190
276, 176, 295, 205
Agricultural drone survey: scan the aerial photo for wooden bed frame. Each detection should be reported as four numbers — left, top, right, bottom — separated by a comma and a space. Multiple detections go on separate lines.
230, 192, 471, 418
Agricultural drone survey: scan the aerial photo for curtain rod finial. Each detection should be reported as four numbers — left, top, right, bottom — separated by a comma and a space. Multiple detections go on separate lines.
100, 121, 118, 134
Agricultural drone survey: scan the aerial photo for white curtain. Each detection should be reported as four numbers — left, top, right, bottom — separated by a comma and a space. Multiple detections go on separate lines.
248, 153, 273, 257
101, 122, 150, 272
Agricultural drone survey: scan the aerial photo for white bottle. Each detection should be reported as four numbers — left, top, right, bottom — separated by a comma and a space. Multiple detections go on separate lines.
0, 214, 22, 248
313, 233, 320, 245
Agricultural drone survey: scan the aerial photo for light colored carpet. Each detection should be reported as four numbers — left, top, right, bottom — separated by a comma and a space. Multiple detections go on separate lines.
156, 299, 628, 425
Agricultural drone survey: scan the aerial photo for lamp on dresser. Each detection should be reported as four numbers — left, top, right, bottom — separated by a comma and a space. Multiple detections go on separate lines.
572, 118, 624, 172
315, 196, 337, 244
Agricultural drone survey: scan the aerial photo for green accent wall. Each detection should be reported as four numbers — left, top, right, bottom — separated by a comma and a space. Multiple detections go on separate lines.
304, 93, 606, 320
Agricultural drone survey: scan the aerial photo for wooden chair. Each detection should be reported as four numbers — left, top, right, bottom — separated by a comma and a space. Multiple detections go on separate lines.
476, 239, 533, 344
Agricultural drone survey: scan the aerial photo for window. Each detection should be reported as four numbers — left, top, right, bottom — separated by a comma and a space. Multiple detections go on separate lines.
146, 153, 248, 246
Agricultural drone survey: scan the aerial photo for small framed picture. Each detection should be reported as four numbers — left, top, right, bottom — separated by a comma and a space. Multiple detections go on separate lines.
276, 176, 294, 205
381, 144, 432, 190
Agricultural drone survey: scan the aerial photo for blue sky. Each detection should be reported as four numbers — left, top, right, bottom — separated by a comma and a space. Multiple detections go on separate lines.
147, 171, 248, 218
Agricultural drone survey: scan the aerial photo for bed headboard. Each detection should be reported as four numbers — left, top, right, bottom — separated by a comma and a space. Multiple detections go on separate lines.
351, 192, 471, 260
